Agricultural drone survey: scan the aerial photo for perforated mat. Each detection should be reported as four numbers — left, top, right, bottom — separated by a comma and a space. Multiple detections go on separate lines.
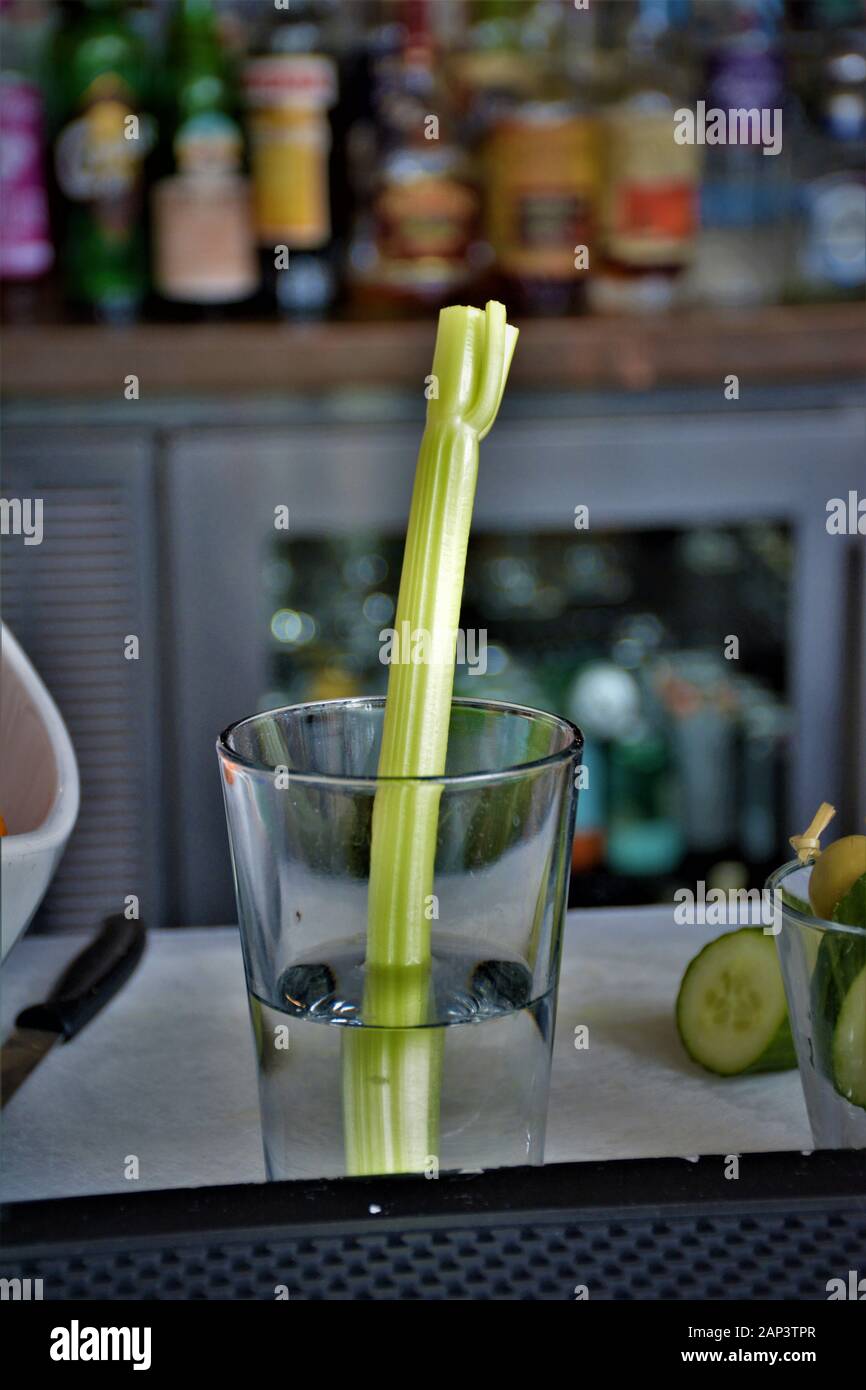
2, 1151, 864, 1300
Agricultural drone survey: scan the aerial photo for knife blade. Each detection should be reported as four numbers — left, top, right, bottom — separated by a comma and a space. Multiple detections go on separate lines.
1, 914, 146, 1107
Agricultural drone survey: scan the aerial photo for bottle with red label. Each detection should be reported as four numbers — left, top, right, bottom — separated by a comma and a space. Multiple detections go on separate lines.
0, 0, 54, 321
592, 0, 700, 313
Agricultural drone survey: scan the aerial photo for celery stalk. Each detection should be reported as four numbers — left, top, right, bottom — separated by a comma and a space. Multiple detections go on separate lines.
342, 303, 518, 1177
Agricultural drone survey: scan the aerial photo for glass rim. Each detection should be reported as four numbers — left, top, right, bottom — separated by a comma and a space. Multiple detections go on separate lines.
218, 695, 583, 789
766, 860, 866, 939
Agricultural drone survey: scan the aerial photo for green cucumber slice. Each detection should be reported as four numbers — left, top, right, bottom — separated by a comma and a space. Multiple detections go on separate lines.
832, 871, 866, 930
676, 928, 796, 1076
833, 965, 866, 1107
812, 931, 866, 1109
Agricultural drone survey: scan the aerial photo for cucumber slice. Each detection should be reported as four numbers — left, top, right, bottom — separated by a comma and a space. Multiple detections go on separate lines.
832, 871, 866, 930
833, 965, 866, 1108
676, 928, 796, 1076
811, 931, 866, 1109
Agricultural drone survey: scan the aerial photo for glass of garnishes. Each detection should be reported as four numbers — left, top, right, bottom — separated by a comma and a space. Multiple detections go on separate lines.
767, 804, 866, 1149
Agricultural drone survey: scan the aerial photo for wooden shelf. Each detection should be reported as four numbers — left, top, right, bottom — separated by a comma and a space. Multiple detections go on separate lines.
2, 304, 863, 398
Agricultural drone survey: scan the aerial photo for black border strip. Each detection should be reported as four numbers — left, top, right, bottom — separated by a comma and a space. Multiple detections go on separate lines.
2, 1150, 864, 1257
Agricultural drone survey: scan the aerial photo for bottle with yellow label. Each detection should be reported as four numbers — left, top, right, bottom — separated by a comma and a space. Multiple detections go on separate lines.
243, 1, 338, 319
485, 100, 600, 316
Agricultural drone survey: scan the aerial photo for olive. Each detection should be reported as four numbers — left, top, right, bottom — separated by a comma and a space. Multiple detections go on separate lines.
809, 835, 866, 920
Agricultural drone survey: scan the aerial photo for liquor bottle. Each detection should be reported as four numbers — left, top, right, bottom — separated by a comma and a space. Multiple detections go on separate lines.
450, 0, 544, 142
243, 0, 339, 319
150, 0, 258, 315
591, 0, 700, 313
0, 0, 54, 322
484, 42, 600, 315
348, 0, 479, 317
790, 25, 866, 302
684, 0, 791, 308
51, 0, 156, 322
453, 2, 602, 315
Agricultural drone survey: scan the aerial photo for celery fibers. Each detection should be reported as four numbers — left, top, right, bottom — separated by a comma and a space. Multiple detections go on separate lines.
342, 303, 518, 1176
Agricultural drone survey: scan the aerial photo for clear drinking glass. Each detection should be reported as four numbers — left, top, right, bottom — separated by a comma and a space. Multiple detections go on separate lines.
768, 861, 866, 1150
218, 697, 581, 1180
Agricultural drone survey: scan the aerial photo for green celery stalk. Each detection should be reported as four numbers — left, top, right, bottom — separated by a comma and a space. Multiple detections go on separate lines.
342, 302, 519, 1177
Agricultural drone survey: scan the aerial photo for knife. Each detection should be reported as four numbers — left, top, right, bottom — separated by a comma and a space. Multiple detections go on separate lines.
0, 914, 146, 1107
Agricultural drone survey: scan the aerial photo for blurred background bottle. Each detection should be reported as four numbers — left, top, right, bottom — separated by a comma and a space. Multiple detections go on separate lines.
151, 0, 258, 316
481, 1, 600, 315
347, 0, 480, 316
685, 0, 793, 308
591, 0, 700, 313
484, 100, 599, 315
450, 0, 545, 141
51, 0, 155, 322
3, 0, 865, 325
0, 0, 55, 322
789, 18, 866, 300
243, 0, 339, 319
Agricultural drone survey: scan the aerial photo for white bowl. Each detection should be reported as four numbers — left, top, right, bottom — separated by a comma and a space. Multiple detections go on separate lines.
1, 624, 80, 960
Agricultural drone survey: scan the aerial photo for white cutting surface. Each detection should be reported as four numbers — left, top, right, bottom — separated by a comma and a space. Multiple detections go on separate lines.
0, 909, 812, 1202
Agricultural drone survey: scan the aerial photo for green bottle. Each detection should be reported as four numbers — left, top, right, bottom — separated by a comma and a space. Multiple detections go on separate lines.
167, 0, 236, 130
151, 0, 257, 313
52, 0, 155, 321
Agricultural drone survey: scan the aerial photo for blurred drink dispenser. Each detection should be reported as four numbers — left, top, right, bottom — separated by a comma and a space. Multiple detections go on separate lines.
571, 734, 607, 874
607, 725, 683, 877
740, 684, 791, 866
664, 655, 738, 857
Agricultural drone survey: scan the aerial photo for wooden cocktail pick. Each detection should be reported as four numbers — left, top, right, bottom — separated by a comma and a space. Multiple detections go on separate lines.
789, 802, 836, 864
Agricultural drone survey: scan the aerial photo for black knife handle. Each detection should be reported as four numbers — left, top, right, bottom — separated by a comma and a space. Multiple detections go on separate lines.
16, 915, 146, 1041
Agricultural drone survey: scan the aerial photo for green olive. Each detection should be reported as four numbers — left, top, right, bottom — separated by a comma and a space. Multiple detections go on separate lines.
809, 835, 866, 920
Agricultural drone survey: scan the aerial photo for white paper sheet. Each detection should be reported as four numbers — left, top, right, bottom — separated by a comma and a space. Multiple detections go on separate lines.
0, 910, 811, 1202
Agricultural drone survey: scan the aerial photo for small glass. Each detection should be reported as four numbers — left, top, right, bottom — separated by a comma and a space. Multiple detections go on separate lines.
218, 698, 581, 1180
768, 861, 866, 1150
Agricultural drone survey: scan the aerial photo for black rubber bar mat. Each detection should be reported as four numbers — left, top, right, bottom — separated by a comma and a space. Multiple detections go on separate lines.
2, 1150, 864, 1300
